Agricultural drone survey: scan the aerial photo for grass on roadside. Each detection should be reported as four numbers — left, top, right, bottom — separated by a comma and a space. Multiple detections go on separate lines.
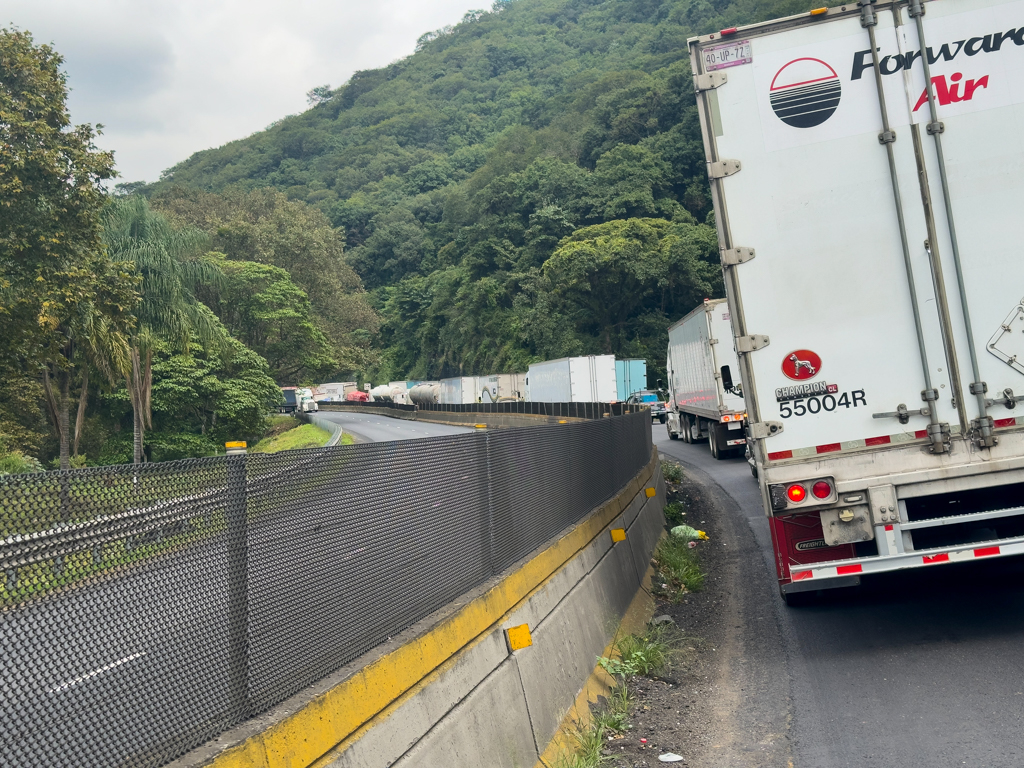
652, 534, 705, 601
557, 622, 681, 767
663, 500, 686, 526
252, 422, 333, 453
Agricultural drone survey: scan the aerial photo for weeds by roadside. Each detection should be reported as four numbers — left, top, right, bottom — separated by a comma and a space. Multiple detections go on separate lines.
652, 535, 705, 602
663, 501, 686, 526
556, 624, 682, 767
661, 460, 683, 484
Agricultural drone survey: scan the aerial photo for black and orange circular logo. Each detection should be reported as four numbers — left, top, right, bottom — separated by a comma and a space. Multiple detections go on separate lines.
782, 350, 822, 381
770, 58, 841, 128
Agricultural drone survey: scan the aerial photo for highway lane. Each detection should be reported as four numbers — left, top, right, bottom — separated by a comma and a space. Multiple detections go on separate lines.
316, 411, 475, 443
655, 424, 1024, 768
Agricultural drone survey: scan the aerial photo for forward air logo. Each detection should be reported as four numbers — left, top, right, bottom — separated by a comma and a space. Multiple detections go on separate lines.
912, 72, 989, 112
770, 58, 841, 128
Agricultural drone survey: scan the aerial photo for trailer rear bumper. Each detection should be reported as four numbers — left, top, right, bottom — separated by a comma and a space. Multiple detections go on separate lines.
786, 535, 1024, 586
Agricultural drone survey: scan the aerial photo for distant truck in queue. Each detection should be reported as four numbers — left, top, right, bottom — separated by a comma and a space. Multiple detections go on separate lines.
278, 386, 318, 414
690, 0, 1024, 604
665, 299, 746, 459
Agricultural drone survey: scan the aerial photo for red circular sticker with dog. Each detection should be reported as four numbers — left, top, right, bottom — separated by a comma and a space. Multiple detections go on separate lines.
782, 350, 821, 380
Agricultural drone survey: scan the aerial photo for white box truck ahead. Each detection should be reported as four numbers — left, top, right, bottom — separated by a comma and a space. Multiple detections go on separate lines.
526, 355, 617, 402
690, 0, 1024, 603
665, 299, 746, 459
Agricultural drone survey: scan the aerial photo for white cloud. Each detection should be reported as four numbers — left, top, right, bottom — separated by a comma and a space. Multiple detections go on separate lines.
7, 1, 487, 182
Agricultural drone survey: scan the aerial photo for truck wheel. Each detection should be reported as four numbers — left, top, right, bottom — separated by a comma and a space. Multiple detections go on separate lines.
681, 413, 692, 444
709, 422, 729, 461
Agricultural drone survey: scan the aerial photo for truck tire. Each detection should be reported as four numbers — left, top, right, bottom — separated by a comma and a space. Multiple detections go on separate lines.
709, 421, 728, 461
680, 413, 692, 444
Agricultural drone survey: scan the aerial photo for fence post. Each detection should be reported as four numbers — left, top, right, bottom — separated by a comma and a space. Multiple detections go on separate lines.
225, 440, 251, 718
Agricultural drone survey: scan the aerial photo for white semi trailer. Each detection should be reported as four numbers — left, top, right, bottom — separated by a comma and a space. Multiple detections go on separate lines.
665, 299, 746, 459
690, 0, 1024, 602
479, 374, 526, 402
525, 355, 617, 403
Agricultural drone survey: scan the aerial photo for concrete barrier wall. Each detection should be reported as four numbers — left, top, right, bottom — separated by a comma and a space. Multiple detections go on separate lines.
171, 450, 665, 768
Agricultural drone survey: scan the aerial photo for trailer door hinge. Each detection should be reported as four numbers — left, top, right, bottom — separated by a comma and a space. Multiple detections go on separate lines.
694, 71, 728, 92
748, 421, 784, 439
871, 404, 930, 425
735, 334, 770, 353
721, 247, 755, 266
708, 159, 741, 179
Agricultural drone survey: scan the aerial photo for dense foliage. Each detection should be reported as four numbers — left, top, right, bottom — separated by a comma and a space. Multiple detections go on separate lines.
150, 0, 827, 383
3, 0, 830, 467
0, 30, 371, 468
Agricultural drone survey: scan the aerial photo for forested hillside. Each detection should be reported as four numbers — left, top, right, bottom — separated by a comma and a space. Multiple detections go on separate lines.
149, 0, 827, 383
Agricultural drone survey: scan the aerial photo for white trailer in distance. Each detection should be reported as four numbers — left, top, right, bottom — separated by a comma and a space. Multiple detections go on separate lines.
525, 355, 617, 403
690, 0, 1024, 603
665, 299, 746, 459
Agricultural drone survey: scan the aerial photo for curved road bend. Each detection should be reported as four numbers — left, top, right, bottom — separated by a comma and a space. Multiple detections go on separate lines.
316, 411, 474, 443
655, 425, 1024, 768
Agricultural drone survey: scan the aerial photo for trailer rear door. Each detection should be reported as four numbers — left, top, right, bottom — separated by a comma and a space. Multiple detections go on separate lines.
691, 3, 974, 460
903, 0, 1024, 437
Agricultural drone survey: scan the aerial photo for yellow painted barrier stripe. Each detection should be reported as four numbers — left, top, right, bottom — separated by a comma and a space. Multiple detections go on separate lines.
205, 450, 658, 768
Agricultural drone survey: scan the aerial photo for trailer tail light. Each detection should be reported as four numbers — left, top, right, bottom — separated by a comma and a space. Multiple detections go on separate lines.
720, 27, 738, 35
769, 476, 838, 512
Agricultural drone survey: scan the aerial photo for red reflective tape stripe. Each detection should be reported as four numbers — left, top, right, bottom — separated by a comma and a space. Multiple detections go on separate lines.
884, 524, 894, 531
791, 570, 813, 581
768, 450, 793, 461
914, 429, 928, 439
865, 435, 891, 446
923, 553, 949, 564
975, 546, 1000, 558
994, 417, 1017, 428
836, 564, 863, 575
816, 443, 842, 454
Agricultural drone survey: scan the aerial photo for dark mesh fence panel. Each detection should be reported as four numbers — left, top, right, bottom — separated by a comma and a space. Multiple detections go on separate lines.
0, 411, 651, 768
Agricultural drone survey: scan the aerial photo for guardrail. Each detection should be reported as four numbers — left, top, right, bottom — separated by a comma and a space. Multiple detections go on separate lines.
0, 410, 651, 768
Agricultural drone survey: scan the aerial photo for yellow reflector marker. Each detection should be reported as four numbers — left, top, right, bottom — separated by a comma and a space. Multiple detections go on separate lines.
610, 528, 627, 543
505, 624, 533, 652
474, 424, 487, 429
225, 441, 247, 448
558, 420, 568, 424
810, 7, 827, 14
645, 487, 657, 498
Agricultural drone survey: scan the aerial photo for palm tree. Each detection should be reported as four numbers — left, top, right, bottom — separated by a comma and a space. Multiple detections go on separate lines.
102, 196, 226, 463
40, 258, 135, 470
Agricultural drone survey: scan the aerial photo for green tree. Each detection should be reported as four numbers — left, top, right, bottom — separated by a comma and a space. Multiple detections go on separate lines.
152, 187, 380, 374
0, 28, 137, 469
543, 217, 721, 353
102, 196, 226, 463
208, 259, 336, 383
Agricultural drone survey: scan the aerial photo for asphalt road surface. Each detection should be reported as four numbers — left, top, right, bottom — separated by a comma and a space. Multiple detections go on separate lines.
655, 423, 1024, 768
316, 411, 474, 443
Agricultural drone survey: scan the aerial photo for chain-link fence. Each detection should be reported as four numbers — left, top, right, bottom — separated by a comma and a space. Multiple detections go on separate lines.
0, 411, 652, 768
319, 401, 646, 418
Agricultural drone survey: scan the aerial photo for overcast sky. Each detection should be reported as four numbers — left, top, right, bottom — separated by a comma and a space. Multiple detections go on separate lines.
7, 1, 486, 183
